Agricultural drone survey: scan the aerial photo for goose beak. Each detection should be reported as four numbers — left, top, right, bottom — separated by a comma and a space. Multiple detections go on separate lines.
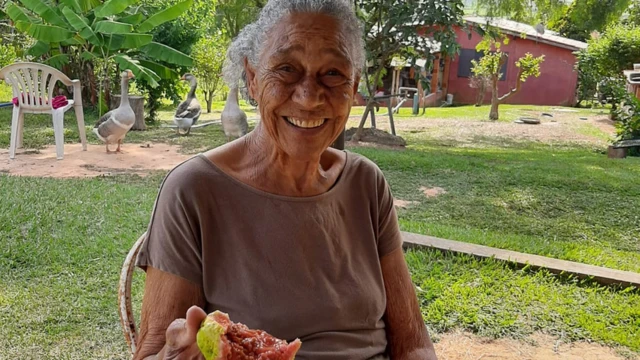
180, 75, 186, 81
127, 70, 134, 79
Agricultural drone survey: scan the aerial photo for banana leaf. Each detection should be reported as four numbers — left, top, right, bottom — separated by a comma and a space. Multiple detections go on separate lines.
103, 34, 125, 50
120, 33, 152, 48
137, 0, 192, 33
76, 0, 101, 13
80, 51, 98, 61
94, 0, 138, 18
18, 0, 69, 28
61, 35, 86, 45
27, 40, 49, 57
59, 0, 82, 14
45, 54, 70, 68
61, 6, 101, 46
138, 59, 178, 80
141, 42, 193, 67
115, 54, 160, 87
16, 21, 75, 43
6, 2, 35, 24
119, 13, 144, 25
95, 20, 133, 34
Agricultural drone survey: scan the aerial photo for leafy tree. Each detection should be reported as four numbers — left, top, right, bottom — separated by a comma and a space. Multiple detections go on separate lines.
469, 74, 491, 106
137, 0, 216, 122
574, 51, 599, 107
576, 24, 640, 118
579, 24, 640, 79
554, 0, 631, 41
474, 0, 568, 27
215, 0, 265, 39
191, 33, 228, 113
0, 39, 16, 68
352, 0, 464, 139
614, 96, 640, 147
471, 36, 544, 120
624, 0, 640, 26
4, 0, 194, 115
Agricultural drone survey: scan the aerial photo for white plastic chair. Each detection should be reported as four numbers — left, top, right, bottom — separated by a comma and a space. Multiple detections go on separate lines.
0, 62, 87, 159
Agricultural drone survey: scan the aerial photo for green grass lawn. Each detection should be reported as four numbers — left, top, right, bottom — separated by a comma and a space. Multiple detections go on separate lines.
0, 104, 639, 357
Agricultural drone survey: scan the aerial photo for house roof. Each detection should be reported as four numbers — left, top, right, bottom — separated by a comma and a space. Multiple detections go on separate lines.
463, 16, 588, 51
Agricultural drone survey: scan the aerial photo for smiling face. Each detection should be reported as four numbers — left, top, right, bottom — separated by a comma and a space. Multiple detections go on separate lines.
245, 12, 359, 160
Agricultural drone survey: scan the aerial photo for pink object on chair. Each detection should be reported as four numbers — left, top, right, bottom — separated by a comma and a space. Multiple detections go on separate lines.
51, 95, 68, 109
12, 93, 68, 109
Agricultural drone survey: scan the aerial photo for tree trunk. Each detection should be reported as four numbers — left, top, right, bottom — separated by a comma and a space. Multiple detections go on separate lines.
489, 76, 499, 121
206, 90, 213, 113
353, 64, 384, 141
475, 81, 486, 106
111, 95, 146, 130
352, 100, 376, 141
85, 62, 97, 107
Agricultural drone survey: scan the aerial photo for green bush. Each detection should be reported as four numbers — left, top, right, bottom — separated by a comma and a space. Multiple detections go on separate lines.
614, 96, 640, 150
585, 24, 640, 77
576, 23, 640, 145
0, 41, 17, 69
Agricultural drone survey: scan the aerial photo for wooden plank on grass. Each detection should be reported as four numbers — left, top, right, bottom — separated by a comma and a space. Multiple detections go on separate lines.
163, 118, 260, 129
401, 231, 640, 288
613, 139, 640, 148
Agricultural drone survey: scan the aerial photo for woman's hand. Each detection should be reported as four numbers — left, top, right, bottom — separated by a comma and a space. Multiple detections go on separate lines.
134, 267, 206, 360
155, 306, 207, 360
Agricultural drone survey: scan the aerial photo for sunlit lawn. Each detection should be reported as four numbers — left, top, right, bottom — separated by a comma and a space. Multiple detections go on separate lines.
0, 104, 639, 358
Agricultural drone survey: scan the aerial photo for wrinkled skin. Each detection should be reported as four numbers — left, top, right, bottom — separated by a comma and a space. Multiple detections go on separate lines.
199, 11, 361, 198
156, 306, 207, 360
244, 12, 359, 163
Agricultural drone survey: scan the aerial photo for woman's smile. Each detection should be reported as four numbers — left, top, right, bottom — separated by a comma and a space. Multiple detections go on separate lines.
283, 116, 328, 129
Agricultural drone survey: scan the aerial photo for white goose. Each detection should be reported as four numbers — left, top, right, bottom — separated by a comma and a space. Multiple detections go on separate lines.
221, 86, 248, 142
174, 73, 202, 135
93, 70, 136, 153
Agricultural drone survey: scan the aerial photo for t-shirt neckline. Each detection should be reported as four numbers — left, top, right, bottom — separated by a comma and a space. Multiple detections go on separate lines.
196, 151, 352, 202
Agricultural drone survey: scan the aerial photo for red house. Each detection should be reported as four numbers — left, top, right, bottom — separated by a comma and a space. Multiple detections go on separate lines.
450, 16, 588, 107
359, 16, 588, 108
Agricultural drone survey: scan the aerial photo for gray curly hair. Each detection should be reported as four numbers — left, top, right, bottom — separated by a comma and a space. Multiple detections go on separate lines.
222, 0, 365, 103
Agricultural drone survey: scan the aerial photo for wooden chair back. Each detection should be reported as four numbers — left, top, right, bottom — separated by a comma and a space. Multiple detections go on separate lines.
118, 232, 147, 357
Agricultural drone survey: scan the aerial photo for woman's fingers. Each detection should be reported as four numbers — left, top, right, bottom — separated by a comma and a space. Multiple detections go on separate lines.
165, 306, 207, 351
185, 306, 207, 340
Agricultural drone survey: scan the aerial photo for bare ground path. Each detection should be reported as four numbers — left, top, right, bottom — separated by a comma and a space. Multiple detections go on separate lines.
0, 143, 190, 177
435, 332, 634, 360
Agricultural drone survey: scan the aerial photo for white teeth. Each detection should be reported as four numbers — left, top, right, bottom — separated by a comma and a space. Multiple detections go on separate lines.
286, 117, 326, 129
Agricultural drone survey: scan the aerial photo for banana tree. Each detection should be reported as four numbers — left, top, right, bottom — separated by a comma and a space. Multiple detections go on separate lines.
4, 0, 194, 114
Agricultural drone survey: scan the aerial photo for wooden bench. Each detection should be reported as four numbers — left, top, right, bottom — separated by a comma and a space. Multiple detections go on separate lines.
608, 139, 640, 158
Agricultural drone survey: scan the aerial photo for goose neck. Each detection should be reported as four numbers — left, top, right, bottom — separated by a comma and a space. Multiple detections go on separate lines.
120, 76, 130, 106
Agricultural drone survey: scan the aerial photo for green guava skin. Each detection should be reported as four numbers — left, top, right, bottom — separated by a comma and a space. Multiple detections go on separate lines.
196, 316, 226, 360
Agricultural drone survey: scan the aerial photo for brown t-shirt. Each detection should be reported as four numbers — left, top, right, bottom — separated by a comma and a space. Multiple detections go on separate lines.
136, 151, 403, 360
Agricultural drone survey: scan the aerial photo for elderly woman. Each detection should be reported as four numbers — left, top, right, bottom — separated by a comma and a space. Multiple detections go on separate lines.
133, 0, 437, 359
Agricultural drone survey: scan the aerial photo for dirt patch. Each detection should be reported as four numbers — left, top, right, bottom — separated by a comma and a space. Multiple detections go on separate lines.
345, 127, 407, 147
421, 186, 447, 198
357, 112, 616, 147
0, 143, 191, 178
435, 331, 634, 360
394, 198, 419, 208
593, 117, 617, 135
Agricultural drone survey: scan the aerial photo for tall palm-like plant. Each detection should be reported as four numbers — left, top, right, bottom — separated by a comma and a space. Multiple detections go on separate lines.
5, 0, 194, 113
